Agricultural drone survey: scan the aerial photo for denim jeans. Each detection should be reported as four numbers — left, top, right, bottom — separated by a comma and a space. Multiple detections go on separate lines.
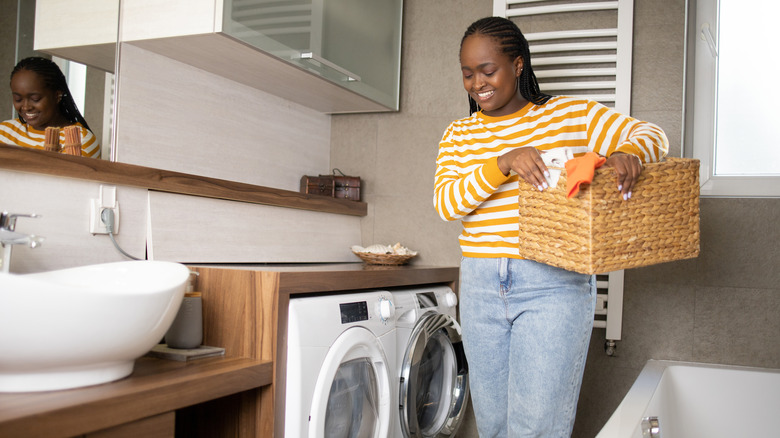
459, 257, 596, 438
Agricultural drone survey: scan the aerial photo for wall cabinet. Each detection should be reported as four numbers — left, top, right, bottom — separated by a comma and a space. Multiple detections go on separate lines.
35, 0, 403, 113
34, 0, 119, 72
121, 0, 403, 113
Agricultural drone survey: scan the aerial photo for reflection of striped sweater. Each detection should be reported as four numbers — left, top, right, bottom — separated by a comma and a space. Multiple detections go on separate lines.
434, 96, 668, 259
0, 119, 100, 158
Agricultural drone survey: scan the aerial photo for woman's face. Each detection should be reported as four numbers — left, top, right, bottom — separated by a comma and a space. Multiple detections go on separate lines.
460, 34, 527, 117
10, 69, 63, 130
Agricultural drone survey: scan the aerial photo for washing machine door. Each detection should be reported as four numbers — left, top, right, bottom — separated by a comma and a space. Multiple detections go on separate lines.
399, 312, 469, 437
309, 326, 392, 438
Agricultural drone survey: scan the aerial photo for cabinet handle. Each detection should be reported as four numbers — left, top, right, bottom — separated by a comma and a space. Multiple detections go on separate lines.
299, 52, 362, 82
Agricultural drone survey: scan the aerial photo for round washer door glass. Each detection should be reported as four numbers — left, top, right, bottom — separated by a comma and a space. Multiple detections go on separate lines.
325, 357, 378, 437
412, 330, 457, 435
400, 312, 469, 438
309, 326, 392, 438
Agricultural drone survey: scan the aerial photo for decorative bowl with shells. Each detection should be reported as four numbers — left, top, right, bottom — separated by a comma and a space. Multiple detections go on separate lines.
351, 243, 418, 265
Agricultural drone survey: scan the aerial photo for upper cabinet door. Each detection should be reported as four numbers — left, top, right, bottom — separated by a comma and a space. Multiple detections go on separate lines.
114, 0, 403, 114
34, 0, 120, 72
223, 0, 403, 112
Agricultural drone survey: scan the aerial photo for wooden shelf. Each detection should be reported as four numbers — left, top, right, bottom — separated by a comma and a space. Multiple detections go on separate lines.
0, 356, 272, 438
0, 145, 367, 217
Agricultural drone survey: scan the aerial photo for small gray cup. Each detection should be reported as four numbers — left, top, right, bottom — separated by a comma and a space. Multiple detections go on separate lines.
165, 292, 203, 349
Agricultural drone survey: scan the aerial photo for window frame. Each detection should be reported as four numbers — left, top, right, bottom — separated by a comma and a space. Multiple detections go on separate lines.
684, 0, 780, 197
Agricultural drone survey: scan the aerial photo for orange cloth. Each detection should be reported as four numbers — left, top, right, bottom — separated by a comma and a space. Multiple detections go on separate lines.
565, 152, 607, 198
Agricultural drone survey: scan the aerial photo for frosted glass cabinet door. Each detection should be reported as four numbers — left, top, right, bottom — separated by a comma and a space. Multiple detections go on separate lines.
223, 0, 402, 111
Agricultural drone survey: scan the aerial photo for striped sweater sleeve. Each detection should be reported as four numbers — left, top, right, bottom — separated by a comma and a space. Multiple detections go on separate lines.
585, 100, 668, 163
79, 126, 101, 158
433, 123, 511, 221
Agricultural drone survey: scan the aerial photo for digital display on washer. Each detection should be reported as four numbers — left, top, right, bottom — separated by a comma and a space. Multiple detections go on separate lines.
340, 301, 369, 324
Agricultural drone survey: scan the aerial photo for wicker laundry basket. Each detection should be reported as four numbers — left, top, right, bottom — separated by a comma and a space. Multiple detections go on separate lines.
517, 157, 700, 274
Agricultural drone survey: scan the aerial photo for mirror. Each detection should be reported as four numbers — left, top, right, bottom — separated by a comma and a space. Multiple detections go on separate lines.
0, 0, 364, 217
1, 0, 118, 160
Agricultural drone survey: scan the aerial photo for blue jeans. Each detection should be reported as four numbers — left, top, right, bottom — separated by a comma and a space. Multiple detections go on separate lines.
459, 257, 596, 438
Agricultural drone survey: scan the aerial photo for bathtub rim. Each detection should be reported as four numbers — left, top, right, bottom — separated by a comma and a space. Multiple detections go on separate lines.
595, 359, 780, 438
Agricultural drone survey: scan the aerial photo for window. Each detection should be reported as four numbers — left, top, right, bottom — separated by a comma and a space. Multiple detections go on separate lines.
686, 0, 780, 197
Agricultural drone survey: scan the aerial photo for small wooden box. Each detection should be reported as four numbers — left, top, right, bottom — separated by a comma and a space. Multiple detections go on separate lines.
517, 158, 700, 274
334, 175, 361, 201
300, 175, 335, 197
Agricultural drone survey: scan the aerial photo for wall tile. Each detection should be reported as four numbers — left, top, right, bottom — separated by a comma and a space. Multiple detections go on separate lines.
693, 285, 780, 368
618, 282, 697, 369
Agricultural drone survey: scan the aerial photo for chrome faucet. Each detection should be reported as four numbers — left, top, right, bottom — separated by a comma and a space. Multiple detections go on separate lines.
1, 212, 44, 273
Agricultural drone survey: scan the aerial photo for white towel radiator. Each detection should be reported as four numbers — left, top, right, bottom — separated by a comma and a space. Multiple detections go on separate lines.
493, 0, 635, 355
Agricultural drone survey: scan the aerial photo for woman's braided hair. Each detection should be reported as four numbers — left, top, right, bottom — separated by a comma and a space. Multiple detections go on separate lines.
461, 16, 552, 114
11, 56, 92, 131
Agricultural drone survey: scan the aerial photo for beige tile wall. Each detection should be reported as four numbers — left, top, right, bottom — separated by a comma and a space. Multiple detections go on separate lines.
331, 0, 780, 437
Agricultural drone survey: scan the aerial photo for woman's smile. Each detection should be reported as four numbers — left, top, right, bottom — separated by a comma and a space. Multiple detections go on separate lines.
476, 90, 495, 101
22, 111, 40, 123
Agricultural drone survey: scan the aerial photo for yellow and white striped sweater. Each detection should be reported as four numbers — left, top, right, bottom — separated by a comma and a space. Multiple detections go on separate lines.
0, 119, 100, 158
434, 96, 669, 259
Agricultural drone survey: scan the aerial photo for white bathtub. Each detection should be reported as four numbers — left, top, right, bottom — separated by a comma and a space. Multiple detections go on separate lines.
596, 360, 780, 438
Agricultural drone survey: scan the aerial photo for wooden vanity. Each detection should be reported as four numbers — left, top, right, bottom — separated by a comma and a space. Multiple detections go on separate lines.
0, 356, 272, 437
0, 264, 458, 437
190, 263, 459, 438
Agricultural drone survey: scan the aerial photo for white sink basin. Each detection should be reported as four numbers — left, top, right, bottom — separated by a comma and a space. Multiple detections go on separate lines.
0, 261, 190, 392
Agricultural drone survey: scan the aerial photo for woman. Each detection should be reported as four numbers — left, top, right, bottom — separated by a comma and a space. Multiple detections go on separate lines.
433, 17, 668, 437
0, 57, 99, 157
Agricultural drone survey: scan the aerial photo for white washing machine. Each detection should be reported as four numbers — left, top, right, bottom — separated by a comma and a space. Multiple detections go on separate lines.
285, 290, 398, 438
392, 285, 469, 438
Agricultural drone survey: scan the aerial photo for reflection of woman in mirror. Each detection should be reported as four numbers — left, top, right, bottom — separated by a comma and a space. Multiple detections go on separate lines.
0, 57, 99, 158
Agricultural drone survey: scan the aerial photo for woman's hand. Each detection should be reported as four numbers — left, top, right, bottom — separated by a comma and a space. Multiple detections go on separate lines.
498, 147, 549, 191
605, 152, 642, 200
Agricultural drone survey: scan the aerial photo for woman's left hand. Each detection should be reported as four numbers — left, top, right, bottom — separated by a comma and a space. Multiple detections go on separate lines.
604, 152, 642, 200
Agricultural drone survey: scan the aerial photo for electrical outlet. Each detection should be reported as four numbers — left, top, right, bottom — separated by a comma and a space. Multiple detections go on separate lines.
89, 199, 120, 234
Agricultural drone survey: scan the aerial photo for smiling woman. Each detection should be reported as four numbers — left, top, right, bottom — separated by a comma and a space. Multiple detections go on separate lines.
0, 57, 100, 158
435, 16, 669, 438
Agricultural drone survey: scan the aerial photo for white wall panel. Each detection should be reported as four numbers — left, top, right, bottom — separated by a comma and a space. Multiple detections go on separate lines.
147, 191, 361, 263
0, 170, 148, 273
115, 44, 331, 192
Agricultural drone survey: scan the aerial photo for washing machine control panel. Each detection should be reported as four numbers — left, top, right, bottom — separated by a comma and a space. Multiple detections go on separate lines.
338, 294, 395, 324
339, 301, 369, 324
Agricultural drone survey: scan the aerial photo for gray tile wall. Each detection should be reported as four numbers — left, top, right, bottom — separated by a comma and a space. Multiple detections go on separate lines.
331, 0, 780, 437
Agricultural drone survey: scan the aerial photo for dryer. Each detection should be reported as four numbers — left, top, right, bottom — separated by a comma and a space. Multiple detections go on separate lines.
392, 285, 469, 438
285, 290, 397, 438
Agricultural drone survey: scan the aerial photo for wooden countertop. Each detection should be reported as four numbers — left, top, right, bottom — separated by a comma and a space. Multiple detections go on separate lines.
0, 356, 272, 438
189, 263, 460, 294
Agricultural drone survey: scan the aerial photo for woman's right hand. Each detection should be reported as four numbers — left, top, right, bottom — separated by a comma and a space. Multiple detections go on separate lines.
498, 147, 549, 191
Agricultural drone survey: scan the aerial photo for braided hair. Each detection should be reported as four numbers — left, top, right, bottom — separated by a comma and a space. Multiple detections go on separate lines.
461, 16, 552, 114
10, 57, 92, 131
